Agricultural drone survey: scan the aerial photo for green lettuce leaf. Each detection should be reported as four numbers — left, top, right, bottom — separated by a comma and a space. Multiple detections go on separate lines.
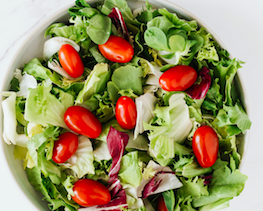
193, 159, 248, 208
76, 63, 111, 104
149, 135, 175, 166
1, 92, 28, 147
213, 103, 251, 134
27, 126, 61, 184
61, 136, 95, 178
119, 151, 142, 187
101, 0, 140, 25
144, 93, 193, 144
24, 83, 74, 128
158, 8, 197, 32
26, 167, 79, 211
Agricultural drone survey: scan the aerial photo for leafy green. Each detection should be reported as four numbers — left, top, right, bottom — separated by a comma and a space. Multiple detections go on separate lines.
27, 127, 61, 184
144, 93, 193, 144
162, 190, 175, 211
158, 8, 197, 31
144, 27, 170, 51
87, 14, 111, 44
24, 83, 74, 128
214, 103, 251, 134
149, 135, 175, 166
107, 65, 144, 102
101, 0, 139, 25
76, 63, 111, 104
26, 167, 79, 211
192, 159, 248, 208
119, 151, 142, 187
61, 136, 95, 178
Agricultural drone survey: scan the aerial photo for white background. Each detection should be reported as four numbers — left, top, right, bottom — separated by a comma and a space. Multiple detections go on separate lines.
0, 0, 262, 210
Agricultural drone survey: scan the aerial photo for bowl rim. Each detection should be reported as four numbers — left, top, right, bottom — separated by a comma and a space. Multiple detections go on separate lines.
0, 0, 251, 210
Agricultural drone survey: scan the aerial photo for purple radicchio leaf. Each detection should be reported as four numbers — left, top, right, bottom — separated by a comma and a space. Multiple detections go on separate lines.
79, 189, 127, 211
185, 67, 211, 99
98, 189, 128, 211
137, 161, 182, 198
142, 174, 162, 198
107, 126, 129, 183
108, 178, 122, 198
108, 7, 130, 41
201, 175, 213, 186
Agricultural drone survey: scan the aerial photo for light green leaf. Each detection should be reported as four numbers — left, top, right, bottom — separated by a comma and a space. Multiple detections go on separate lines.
87, 14, 111, 44
144, 27, 170, 51
119, 151, 142, 187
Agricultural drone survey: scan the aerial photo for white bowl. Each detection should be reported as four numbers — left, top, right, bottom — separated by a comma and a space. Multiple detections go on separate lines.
0, 0, 250, 210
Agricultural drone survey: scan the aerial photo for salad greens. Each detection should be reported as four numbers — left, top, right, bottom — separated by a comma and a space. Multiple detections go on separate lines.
1, 0, 251, 210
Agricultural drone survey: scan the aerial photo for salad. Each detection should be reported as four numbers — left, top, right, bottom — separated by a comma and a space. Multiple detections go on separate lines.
1, 0, 251, 210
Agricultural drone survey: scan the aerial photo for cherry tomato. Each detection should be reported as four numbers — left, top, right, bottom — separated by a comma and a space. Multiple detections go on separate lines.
192, 125, 219, 168
59, 44, 84, 78
115, 96, 137, 130
98, 35, 134, 63
64, 106, 102, 139
159, 65, 197, 91
72, 179, 111, 207
52, 132, 78, 163
157, 196, 168, 211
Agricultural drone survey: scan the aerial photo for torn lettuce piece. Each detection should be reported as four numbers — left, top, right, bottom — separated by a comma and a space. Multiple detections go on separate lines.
192, 159, 248, 209
27, 126, 61, 184
144, 93, 193, 144
137, 161, 182, 198
43, 37, 80, 61
24, 83, 74, 128
134, 92, 157, 139
62, 136, 95, 178
213, 103, 251, 134
149, 135, 175, 166
76, 63, 111, 104
13, 69, 37, 98
101, 0, 140, 25
1, 92, 28, 147
93, 140, 111, 161
119, 151, 142, 187
158, 8, 197, 32
26, 167, 79, 210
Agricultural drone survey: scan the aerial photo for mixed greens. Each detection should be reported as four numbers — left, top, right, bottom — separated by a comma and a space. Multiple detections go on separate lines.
1, 0, 251, 210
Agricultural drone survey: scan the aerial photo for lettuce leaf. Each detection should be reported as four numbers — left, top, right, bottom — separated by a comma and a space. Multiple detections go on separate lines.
61, 136, 95, 178
26, 167, 79, 211
144, 93, 193, 144
1, 92, 28, 147
192, 159, 248, 208
119, 151, 142, 187
76, 63, 111, 104
24, 83, 74, 128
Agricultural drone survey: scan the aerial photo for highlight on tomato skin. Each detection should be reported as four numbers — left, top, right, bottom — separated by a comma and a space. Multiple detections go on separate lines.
52, 132, 79, 164
59, 44, 84, 78
72, 179, 111, 207
115, 96, 137, 130
98, 35, 134, 63
192, 125, 219, 168
159, 65, 198, 91
64, 106, 102, 139
157, 196, 168, 211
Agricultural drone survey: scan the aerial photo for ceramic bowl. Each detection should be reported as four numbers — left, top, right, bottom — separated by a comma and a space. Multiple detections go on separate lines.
0, 0, 249, 210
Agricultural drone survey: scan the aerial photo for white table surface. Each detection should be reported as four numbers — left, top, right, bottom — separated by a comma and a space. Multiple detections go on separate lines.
0, 0, 262, 210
